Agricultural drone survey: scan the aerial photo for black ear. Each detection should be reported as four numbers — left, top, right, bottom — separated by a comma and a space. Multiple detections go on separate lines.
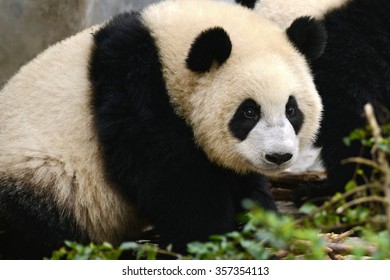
186, 27, 232, 73
235, 0, 259, 9
286, 16, 327, 61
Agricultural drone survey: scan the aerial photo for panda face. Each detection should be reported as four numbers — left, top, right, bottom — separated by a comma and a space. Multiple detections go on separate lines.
142, 0, 325, 175
227, 57, 307, 175
188, 53, 320, 175
230, 95, 303, 175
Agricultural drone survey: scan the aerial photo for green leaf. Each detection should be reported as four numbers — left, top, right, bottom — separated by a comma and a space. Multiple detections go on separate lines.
298, 203, 317, 214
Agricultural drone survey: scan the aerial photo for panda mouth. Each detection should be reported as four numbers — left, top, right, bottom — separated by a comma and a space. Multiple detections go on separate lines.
237, 150, 295, 175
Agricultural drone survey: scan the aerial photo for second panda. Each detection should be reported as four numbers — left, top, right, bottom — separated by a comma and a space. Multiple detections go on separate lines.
238, 0, 390, 204
0, 0, 326, 258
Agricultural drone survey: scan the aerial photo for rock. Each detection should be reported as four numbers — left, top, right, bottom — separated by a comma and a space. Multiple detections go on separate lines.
0, 0, 160, 88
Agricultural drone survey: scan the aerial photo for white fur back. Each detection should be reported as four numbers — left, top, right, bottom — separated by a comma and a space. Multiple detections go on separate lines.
255, 0, 351, 28
0, 26, 144, 244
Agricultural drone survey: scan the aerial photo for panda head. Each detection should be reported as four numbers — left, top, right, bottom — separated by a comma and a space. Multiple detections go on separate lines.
143, 0, 326, 176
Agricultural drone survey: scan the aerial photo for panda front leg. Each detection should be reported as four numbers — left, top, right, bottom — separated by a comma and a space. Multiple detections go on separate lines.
230, 173, 277, 213
135, 171, 276, 253
135, 179, 240, 253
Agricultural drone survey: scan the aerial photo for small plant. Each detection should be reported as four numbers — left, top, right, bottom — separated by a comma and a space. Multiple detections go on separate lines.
49, 202, 390, 260
50, 241, 136, 260
49, 205, 330, 260
298, 104, 389, 233
187, 200, 328, 260
344, 104, 390, 232
50, 240, 181, 260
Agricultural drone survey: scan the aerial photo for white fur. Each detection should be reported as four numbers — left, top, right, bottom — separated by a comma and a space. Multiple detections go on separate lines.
254, 0, 351, 28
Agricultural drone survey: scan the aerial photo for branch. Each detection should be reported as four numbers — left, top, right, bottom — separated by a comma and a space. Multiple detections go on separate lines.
364, 104, 390, 232
336, 196, 388, 214
341, 157, 380, 169
295, 183, 381, 225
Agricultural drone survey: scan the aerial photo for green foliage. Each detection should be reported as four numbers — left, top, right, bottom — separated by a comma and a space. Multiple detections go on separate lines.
50, 241, 178, 260
187, 201, 327, 260
298, 191, 374, 232
49, 201, 390, 260
344, 124, 390, 154
50, 241, 138, 260
362, 230, 390, 259
50, 202, 330, 260
343, 126, 369, 147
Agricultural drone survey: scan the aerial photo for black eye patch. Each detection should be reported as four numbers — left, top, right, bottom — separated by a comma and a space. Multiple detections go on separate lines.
286, 96, 304, 134
229, 99, 261, 141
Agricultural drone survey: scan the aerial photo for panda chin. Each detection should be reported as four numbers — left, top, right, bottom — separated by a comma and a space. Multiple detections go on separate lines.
257, 166, 290, 176
253, 158, 296, 176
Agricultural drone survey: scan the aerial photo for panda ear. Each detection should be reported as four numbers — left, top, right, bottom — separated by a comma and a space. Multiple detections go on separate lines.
186, 27, 232, 73
235, 0, 259, 9
286, 16, 327, 61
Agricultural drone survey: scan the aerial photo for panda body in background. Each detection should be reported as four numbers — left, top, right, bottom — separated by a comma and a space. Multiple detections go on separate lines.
238, 0, 390, 203
0, 0, 325, 259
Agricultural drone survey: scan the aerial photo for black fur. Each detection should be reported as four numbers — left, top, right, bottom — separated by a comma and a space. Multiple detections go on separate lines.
235, 0, 258, 9
90, 12, 276, 253
286, 16, 327, 61
294, 0, 390, 204
286, 96, 304, 135
0, 180, 88, 259
229, 99, 261, 141
186, 27, 232, 73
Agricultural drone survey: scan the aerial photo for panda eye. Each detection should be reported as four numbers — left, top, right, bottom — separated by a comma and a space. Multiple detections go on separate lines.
286, 107, 295, 118
243, 108, 259, 120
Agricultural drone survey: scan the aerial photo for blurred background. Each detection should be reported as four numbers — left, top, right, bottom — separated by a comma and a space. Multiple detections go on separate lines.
0, 0, 233, 88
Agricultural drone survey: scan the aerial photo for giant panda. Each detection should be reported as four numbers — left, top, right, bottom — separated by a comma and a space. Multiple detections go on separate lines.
237, 0, 390, 204
0, 0, 326, 259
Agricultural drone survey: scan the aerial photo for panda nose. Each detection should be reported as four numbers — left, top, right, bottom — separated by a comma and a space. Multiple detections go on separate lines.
265, 153, 293, 165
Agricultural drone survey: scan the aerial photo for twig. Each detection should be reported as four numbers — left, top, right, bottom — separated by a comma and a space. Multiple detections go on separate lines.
341, 157, 380, 169
327, 243, 352, 255
294, 183, 381, 225
330, 229, 355, 243
336, 196, 388, 214
364, 104, 390, 232
269, 172, 326, 187
327, 241, 377, 257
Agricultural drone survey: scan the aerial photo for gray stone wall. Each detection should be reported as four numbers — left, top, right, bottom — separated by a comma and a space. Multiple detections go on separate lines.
0, 0, 234, 88
0, 0, 161, 88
